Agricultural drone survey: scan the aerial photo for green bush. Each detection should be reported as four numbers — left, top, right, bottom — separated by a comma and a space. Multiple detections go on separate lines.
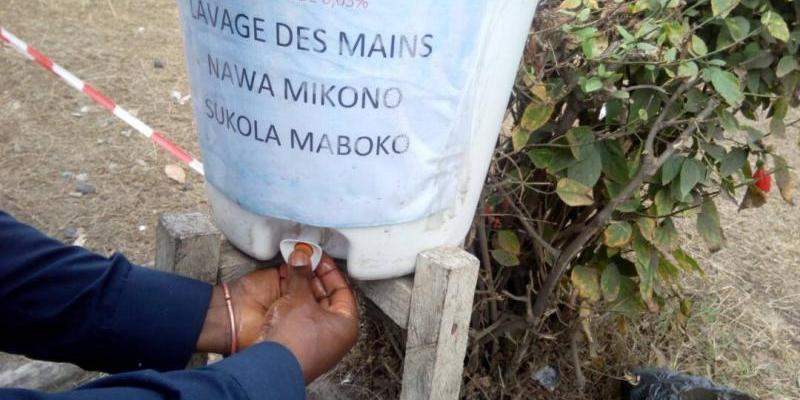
471, 0, 798, 395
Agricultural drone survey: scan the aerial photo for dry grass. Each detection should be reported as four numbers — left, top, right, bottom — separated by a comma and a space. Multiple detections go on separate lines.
1, 1, 799, 399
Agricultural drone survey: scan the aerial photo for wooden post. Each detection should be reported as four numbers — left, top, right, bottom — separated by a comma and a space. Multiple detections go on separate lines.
154, 213, 222, 367
400, 247, 480, 400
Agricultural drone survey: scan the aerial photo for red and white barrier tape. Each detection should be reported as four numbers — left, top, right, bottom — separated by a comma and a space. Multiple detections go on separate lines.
0, 27, 205, 176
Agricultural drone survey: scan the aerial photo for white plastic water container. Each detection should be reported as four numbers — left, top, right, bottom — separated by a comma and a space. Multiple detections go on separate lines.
178, 0, 539, 280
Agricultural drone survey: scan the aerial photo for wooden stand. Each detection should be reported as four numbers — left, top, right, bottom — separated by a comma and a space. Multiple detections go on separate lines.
155, 213, 479, 400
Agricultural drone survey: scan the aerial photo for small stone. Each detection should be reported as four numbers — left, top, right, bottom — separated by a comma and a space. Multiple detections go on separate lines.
164, 164, 187, 184
136, 159, 148, 167
153, 59, 165, 69
532, 366, 559, 392
76, 173, 89, 182
63, 227, 80, 241
61, 171, 74, 179
121, 129, 132, 137
76, 181, 96, 195
80, 105, 90, 113
138, 225, 147, 232
68, 192, 83, 198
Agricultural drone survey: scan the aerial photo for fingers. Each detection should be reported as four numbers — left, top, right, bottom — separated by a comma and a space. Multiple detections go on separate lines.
315, 257, 358, 318
311, 277, 329, 304
287, 251, 314, 297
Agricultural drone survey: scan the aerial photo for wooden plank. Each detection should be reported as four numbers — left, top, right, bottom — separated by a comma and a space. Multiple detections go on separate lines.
155, 213, 222, 368
155, 213, 221, 283
356, 276, 413, 329
400, 247, 479, 400
218, 241, 279, 283
0, 353, 96, 391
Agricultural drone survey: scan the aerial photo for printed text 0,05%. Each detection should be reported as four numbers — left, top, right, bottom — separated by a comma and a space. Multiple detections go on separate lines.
297, 0, 369, 9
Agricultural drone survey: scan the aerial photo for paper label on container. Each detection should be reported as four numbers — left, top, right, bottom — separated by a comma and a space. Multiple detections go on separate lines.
179, 0, 492, 227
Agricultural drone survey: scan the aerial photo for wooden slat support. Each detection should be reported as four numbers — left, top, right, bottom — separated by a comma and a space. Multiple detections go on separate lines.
155, 213, 222, 368
399, 247, 480, 400
356, 276, 414, 329
153, 213, 479, 399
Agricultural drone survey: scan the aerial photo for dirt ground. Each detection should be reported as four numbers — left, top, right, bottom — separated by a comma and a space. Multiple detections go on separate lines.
1, 1, 799, 399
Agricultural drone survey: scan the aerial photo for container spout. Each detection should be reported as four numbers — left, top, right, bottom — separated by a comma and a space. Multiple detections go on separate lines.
279, 225, 324, 270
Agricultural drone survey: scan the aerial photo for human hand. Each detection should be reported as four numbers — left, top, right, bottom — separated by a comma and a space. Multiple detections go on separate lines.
261, 251, 360, 383
196, 266, 282, 355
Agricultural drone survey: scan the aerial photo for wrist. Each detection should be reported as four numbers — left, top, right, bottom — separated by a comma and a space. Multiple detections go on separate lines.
196, 285, 231, 355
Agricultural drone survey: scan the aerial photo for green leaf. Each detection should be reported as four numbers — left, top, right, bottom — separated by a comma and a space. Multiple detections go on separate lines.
605, 179, 641, 212
703, 143, 727, 161
674, 248, 703, 274
661, 156, 684, 185
559, 0, 582, 10
707, 67, 744, 107
761, 11, 790, 42
718, 109, 739, 133
565, 127, 594, 159
697, 197, 725, 252
774, 155, 796, 205
690, 35, 708, 57
724, 16, 750, 41
568, 147, 603, 187
607, 277, 646, 315
598, 141, 630, 183
512, 127, 531, 152
711, 0, 739, 17
604, 222, 633, 248
557, 178, 595, 206
534, 148, 578, 174
654, 189, 673, 216
572, 265, 601, 303
776, 56, 799, 78
521, 103, 555, 132
719, 148, 747, 177
582, 77, 603, 93
679, 158, 706, 197
632, 233, 657, 308
601, 263, 622, 302
659, 258, 682, 284
655, 217, 679, 251
616, 25, 635, 43
636, 217, 657, 242
491, 249, 520, 267
497, 230, 521, 255
678, 61, 699, 78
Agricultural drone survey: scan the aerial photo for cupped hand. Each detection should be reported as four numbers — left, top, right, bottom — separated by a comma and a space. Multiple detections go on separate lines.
261, 251, 360, 383
196, 266, 282, 355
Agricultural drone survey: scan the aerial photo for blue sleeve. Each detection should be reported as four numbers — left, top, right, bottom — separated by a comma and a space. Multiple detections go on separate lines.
0, 210, 211, 373
0, 211, 307, 399
0, 343, 305, 400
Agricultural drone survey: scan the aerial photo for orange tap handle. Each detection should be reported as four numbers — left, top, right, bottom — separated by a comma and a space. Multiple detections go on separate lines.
294, 242, 315, 257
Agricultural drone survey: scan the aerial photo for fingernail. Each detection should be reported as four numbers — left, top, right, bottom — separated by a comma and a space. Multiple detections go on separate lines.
289, 251, 310, 267
318, 258, 336, 274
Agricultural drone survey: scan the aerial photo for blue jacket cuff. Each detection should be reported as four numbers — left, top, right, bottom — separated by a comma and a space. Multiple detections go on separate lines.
208, 342, 305, 400
103, 264, 213, 371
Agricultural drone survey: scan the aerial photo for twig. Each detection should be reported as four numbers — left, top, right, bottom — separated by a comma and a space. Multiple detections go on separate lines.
570, 322, 587, 391
477, 214, 499, 323
500, 189, 560, 258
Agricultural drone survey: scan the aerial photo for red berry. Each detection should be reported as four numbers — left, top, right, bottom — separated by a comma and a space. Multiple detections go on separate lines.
752, 168, 772, 193
492, 217, 502, 230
